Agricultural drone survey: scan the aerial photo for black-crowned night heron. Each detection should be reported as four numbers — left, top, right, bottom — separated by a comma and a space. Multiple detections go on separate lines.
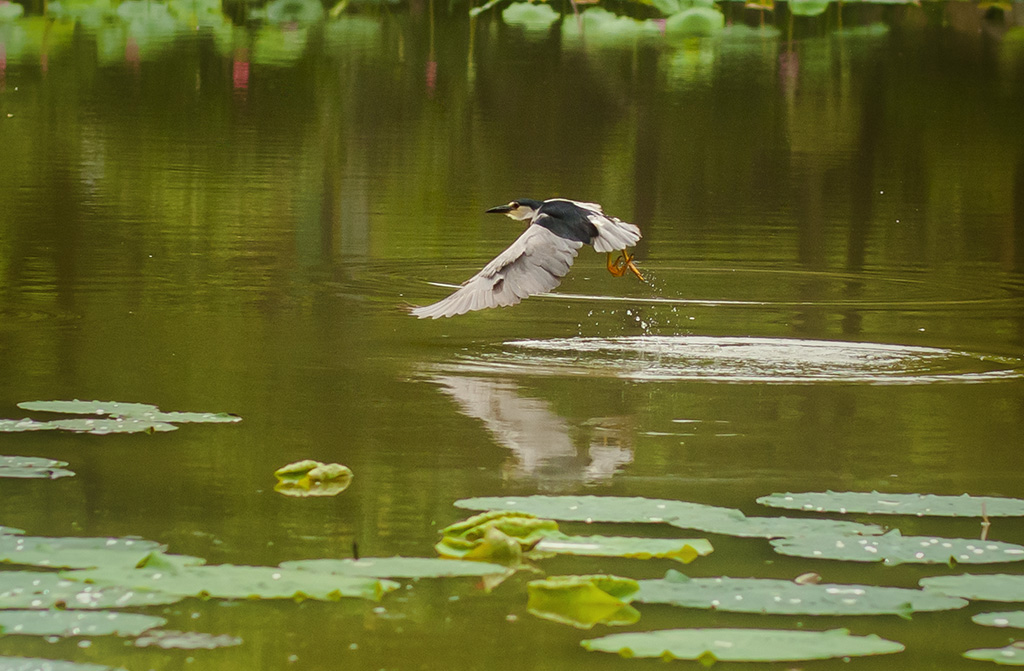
410, 198, 644, 319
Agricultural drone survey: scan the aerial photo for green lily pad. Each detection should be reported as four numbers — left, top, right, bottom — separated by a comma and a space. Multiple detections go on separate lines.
758, 491, 1024, 517
454, 496, 883, 539
0, 610, 165, 637
280, 556, 512, 579
581, 627, 904, 662
528, 575, 640, 629
0, 658, 119, 671
274, 460, 353, 497
0, 536, 165, 569
771, 530, 1024, 566
973, 611, 1024, 628
964, 644, 1024, 666
0, 420, 52, 433
0, 456, 73, 479
16, 400, 240, 425
0, 571, 183, 609
133, 629, 243, 649
534, 534, 713, 564
920, 574, 1024, 602
65, 554, 398, 601
636, 571, 967, 615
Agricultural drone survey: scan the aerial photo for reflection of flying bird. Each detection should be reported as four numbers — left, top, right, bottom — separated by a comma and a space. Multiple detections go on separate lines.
411, 198, 645, 319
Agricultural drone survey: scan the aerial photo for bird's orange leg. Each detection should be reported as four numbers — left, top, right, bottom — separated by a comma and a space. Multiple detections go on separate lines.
607, 251, 645, 281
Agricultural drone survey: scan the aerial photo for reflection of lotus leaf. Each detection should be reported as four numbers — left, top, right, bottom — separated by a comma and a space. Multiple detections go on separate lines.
134, 630, 244, 649
47, 0, 118, 26
324, 15, 381, 52
789, 0, 830, 16
0, 657, 118, 671
582, 628, 905, 662
0, 2, 25, 21
0, 610, 165, 637
637, 572, 968, 615
758, 491, 1024, 517
502, 2, 559, 32
561, 8, 655, 46
528, 575, 640, 629
921, 574, 1024, 602
772, 530, 1024, 566
664, 6, 724, 37
251, 25, 310, 66
261, 0, 324, 25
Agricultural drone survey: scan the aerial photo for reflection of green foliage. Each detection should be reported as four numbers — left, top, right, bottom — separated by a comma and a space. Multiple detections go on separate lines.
501, 2, 559, 32
251, 24, 310, 65
561, 7, 662, 46
47, 0, 117, 25
789, 0, 830, 16
0, 17, 74, 62
250, 0, 324, 24
665, 6, 724, 37
0, 1, 25, 21
323, 14, 381, 51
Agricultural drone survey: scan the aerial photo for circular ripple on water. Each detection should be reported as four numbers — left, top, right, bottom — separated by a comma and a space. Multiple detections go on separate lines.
440, 336, 1024, 384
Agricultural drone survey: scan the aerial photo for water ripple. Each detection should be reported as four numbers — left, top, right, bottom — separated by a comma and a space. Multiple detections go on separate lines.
438, 336, 1024, 385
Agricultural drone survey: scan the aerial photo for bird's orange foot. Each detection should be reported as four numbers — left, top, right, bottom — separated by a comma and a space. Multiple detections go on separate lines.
607, 252, 645, 281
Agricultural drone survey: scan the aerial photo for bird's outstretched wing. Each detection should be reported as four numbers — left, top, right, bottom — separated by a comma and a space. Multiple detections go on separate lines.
411, 225, 583, 319
587, 212, 642, 253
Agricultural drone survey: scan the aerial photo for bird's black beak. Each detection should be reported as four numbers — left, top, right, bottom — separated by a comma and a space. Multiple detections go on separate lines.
486, 205, 513, 214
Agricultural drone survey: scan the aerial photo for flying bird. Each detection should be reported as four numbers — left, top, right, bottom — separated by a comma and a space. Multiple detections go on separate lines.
410, 198, 644, 319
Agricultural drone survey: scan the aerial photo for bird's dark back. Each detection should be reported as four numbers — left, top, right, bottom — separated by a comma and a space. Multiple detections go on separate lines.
533, 200, 599, 245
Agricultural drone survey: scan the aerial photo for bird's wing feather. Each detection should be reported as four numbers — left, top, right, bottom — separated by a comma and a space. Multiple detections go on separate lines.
411, 225, 583, 319
588, 213, 642, 253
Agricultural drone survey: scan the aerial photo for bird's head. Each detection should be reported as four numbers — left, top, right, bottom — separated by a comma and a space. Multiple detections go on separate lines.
486, 199, 543, 221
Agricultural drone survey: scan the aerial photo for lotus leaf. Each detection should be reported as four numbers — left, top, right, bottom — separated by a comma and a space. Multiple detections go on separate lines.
442, 511, 559, 544
274, 460, 353, 497
528, 575, 640, 629
581, 627, 905, 662
454, 496, 882, 538
973, 611, 1024, 628
16, 400, 240, 425
65, 563, 398, 601
758, 491, 1024, 517
964, 644, 1024, 666
0, 609, 165, 637
636, 572, 967, 615
788, 0, 830, 16
281, 556, 512, 579
533, 534, 713, 564
502, 2, 559, 31
134, 629, 243, 649
0, 420, 51, 433
0, 657, 118, 671
772, 530, 1024, 566
920, 574, 1024, 602
0, 457, 73, 480
437, 526, 525, 565
0, 536, 165, 569
0, 571, 182, 609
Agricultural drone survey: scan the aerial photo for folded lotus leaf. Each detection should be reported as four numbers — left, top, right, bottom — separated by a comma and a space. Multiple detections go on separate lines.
528, 575, 641, 629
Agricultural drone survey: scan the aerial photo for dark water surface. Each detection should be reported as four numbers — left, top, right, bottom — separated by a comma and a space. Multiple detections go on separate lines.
2, 2, 1024, 669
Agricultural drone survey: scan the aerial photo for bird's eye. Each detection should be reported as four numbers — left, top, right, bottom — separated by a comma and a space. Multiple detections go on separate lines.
509, 202, 518, 208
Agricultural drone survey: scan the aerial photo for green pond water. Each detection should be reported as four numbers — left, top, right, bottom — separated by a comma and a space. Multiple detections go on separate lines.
1, 0, 1024, 668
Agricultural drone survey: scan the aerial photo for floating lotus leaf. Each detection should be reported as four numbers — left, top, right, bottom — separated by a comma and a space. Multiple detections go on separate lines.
501, 2, 559, 31
442, 511, 559, 545
454, 496, 882, 539
0, 536, 165, 569
788, 0, 830, 16
0, 610, 165, 637
0, 657, 118, 671
0, 420, 51, 433
0, 417, 175, 434
533, 534, 713, 564
280, 556, 512, 579
772, 530, 1024, 566
758, 491, 1024, 517
437, 526, 525, 565
528, 575, 640, 630
0, 526, 23, 536
134, 629, 243, 649
16, 400, 240, 425
920, 574, 1024, 602
964, 644, 1024, 666
581, 627, 905, 662
274, 460, 353, 497
973, 611, 1024, 628
0, 571, 183, 609
636, 571, 967, 615
65, 559, 398, 601
0, 456, 73, 480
